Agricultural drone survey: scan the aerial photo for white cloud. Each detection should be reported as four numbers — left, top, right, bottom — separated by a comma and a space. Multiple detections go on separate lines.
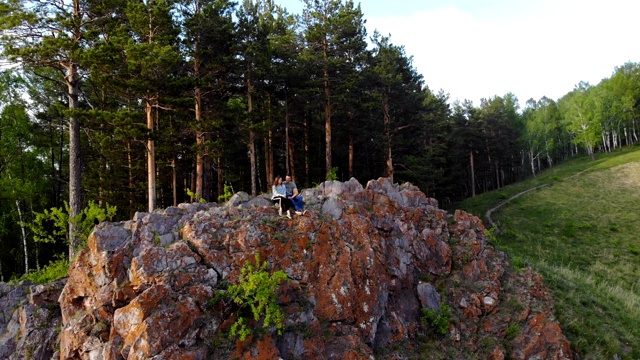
366, 0, 640, 106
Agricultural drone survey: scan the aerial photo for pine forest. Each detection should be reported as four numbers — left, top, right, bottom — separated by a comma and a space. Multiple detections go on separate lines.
0, 0, 639, 281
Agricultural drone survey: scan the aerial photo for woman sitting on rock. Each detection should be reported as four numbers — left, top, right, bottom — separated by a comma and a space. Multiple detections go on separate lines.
271, 175, 294, 218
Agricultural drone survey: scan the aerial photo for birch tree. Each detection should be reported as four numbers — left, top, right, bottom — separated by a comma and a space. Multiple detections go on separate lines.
560, 82, 601, 160
0, 77, 49, 276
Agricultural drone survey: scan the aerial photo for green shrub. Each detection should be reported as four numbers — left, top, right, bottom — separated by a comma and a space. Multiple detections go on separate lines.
14, 257, 69, 284
505, 322, 520, 340
326, 167, 338, 181
485, 226, 497, 243
510, 256, 527, 270
25, 201, 116, 251
421, 304, 452, 335
218, 184, 234, 203
222, 254, 288, 340
187, 189, 207, 204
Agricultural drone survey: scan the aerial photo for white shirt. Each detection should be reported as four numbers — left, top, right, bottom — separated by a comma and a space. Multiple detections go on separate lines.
271, 184, 286, 200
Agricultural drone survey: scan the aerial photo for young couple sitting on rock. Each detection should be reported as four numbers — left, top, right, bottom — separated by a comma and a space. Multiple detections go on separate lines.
271, 175, 305, 218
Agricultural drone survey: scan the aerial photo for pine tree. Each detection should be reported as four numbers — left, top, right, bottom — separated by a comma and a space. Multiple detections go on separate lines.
122, 0, 183, 211
301, 0, 367, 178
369, 33, 425, 184
180, 0, 236, 201
1, 0, 94, 259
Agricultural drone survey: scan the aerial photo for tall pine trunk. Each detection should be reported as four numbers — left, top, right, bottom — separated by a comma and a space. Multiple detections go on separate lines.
470, 149, 475, 197
248, 129, 257, 196
323, 37, 332, 178
348, 114, 354, 179
349, 133, 354, 179
195, 86, 205, 199
217, 156, 224, 201
265, 94, 274, 185
192, 10, 206, 201
126, 141, 135, 218
305, 115, 310, 185
285, 90, 292, 177
247, 77, 257, 196
383, 95, 393, 183
146, 98, 156, 212
67, 61, 82, 260
172, 157, 177, 206
266, 125, 273, 185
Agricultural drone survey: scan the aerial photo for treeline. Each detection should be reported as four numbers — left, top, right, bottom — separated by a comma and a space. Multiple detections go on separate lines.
1, 0, 639, 280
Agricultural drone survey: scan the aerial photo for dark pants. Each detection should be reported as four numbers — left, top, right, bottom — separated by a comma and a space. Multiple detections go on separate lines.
290, 196, 304, 211
272, 197, 293, 212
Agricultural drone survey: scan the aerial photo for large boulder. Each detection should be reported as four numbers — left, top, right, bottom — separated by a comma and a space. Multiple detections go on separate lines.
0, 178, 572, 360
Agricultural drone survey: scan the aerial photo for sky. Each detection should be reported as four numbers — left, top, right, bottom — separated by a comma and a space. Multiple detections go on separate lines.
274, 0, 640, 107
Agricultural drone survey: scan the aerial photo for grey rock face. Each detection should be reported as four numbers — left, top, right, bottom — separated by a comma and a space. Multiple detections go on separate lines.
0, 279, 65, 360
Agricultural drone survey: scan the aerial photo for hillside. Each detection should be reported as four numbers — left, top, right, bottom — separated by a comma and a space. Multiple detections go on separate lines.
0, 178, 571, 359
456, 146, 640, 359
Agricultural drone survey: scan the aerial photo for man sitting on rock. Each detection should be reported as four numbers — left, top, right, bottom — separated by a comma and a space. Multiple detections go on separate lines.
284, 175, 305, 215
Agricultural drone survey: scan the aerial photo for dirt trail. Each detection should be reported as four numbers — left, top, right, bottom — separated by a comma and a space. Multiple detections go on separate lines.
484, 185, 547, 233
484, 169, 590, 233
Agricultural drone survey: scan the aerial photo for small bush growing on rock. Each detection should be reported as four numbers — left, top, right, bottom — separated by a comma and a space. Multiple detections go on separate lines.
505, 322, 520, 340
217, 184, 234, 203
187, 189, 207, 204
153, 233, 161, 246
421, 304, 452, 335
326, 167, 339, 181
224, 254, 288, 340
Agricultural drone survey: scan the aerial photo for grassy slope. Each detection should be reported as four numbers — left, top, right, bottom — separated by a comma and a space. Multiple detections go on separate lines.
455, 146, 640, 360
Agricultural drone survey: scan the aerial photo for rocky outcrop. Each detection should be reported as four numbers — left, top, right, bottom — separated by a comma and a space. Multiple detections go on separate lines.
1, 178, 573, 359
0, 279, 65, 359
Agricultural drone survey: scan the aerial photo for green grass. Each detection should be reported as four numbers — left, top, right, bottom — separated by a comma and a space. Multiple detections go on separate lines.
455, 145, 640, 360
12, 257, 69, 284
452, 145, 640, 218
